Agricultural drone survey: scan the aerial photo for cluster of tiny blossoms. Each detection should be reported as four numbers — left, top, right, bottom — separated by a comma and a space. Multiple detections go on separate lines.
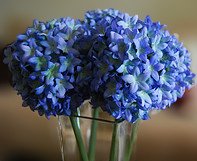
4, 17, 91, 117
85, 9, 195, 122
4, 9, 195, 122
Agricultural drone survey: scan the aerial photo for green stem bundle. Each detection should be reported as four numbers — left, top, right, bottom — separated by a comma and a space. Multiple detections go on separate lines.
109, 121, 119, 161
88, 108, 99, 161
67, 112, 140, 161
70, 116, 89, 161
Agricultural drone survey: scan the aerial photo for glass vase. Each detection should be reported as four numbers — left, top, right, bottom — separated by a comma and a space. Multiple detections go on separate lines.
58, 101, 139, 161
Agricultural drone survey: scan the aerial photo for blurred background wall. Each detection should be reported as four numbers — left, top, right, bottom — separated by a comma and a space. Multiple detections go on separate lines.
0, 0, 197, 161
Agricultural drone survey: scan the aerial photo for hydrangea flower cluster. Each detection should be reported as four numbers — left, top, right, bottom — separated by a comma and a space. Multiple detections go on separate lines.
4, 9, 195, 122
3, 17, 91, 117
85, 9, 195, 122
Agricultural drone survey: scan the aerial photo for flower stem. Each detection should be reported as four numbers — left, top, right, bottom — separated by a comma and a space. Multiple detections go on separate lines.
109, 121, 119, 161
57, 117, 65, 161
70, 116, 89, 161
123, 120, 140, 161
88, 108, 99, 161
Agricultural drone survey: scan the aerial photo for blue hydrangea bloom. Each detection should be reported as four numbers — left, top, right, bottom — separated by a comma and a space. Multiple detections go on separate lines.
4, 17, 90, 117
4, 9, 195, 123
85, 9, 195, 122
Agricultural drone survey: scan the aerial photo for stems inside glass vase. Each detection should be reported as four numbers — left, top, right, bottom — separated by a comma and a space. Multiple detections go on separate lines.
123, 120, 140, 161
59, 108, 140, 161
109, 121, 119, 161
57, 117, 65, 161
88, 108, 99, 161
70, 116, 89, 161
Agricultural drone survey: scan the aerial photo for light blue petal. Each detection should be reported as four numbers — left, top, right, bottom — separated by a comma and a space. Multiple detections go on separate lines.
138, 73, 150, 81
138, 109, 149, 120
35, 85, 45, 95
122, 74, 135, 84
137, 91, 152, 104
151, 70, 159, 81
17, 34, 28, 41
110, 31, 123, 41
58, 85, 66, 98
110, 44, 119, 52
138, 81, 149, 90
28, 57, 38, 64
65, 82, 74, 89
40, 41, 50, 48
125, 109, 132, 122
158, 43, 168, 50
154, 63, 164, 71
130, 82, 138, 93
117, 21, 128, 28
116, 64, 125, 73
163, 90, 172, 99
20, 44, 31, 53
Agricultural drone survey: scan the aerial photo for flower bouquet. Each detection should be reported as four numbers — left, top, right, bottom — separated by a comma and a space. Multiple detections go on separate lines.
4, 8, 195, 161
